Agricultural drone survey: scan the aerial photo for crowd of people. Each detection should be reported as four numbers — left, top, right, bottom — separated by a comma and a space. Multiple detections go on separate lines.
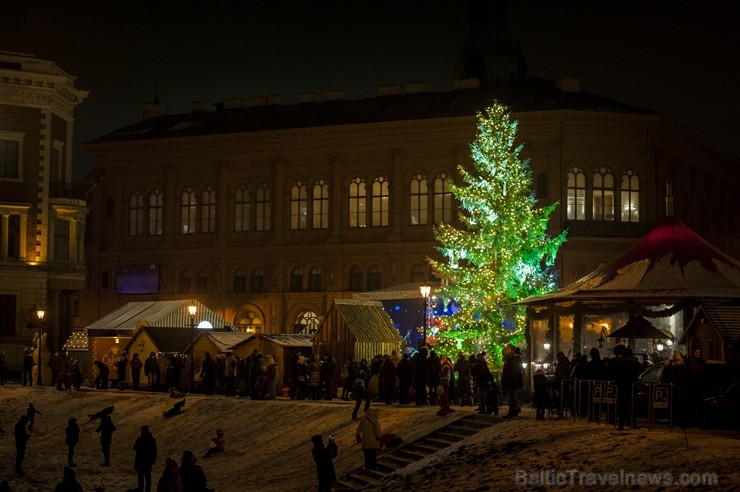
11, 401, 216, 492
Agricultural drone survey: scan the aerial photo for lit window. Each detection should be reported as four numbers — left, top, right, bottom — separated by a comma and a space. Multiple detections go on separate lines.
129, 191, 145, 236
180, 188, 197, 234
201, 186, 216, 233
312, 179, 330, 229
237, 309, 262, 333
592, 167, 614, 221
255, 184, 271, 231
290, 181, 308, 230
234, 184, 250, 232
348, 177, 366, 228
148, 189, 163, 236
433, 173, 452, 224
409, 174, 428, 225
371, 176, 389, 227
621, 170, 640, 222
566, 167, 586, 220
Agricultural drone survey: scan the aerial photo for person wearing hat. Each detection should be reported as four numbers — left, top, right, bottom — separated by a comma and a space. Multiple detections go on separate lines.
133, 424, 158, 492
65, 417, 80, 467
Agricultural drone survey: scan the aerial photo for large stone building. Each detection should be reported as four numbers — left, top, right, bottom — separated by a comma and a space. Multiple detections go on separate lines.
82, 2, 740, 342
0, 51, 88, 365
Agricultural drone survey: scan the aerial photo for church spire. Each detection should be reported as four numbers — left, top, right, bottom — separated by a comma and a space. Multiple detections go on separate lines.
455, 0, 527, 85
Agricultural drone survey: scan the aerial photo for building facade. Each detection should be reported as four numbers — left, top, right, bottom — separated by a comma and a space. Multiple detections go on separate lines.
83, 76, 740, 339
0, 51, 88, 365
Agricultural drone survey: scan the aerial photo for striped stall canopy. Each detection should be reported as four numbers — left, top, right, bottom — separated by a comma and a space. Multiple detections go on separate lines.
85, 300, 230, 334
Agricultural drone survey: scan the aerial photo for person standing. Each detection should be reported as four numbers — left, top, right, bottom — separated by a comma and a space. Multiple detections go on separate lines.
200, 352, 216, 395
94, 360, 110, 390
311, 434, 338, 492
145, 352, 160, 391
180, 450, 208, 492
54, 466, 84, 492
14, 415, 31, 475
22, 349, 33, 386
355, 407, 382, 471
321, 353, 337, 400
95, 414, 116, 466
156, 458, 181, 492
130, 353, 144, 391
340, 357, 356, 401
502, 346, 524, 418
396, 353, 413, 405
379, 355, 396, 405
352, 359, 371, 420
412, 347, 429, 405
65, 417, 80, 467
26, 403, 42, 431
117, 351, 129, 391
614, 347, 643, 430
134, 425, 158, 492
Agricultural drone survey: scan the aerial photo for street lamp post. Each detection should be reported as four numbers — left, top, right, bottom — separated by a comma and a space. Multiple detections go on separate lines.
419, 283, 431, 348
187, 301, 197, 393
36, 308, 45, 386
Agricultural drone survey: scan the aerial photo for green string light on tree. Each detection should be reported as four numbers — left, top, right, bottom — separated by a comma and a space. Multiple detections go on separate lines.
428, 103, 567, 367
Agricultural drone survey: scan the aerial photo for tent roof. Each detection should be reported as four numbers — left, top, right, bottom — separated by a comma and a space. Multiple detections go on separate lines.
196, 331, 255, 352
352, 281, 441, 301
125, 326, 196, 354
521, 215, 740, 307
85, 300, 230, 333
317, 299, 404, 343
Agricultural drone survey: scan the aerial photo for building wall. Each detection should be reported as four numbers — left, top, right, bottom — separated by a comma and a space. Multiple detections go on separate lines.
0, 52, 88, 368
83, 95, 740, 346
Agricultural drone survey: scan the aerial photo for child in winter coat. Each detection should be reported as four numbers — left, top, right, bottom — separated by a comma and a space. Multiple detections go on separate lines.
436, 385, 454, 416
203, 429, 225, 458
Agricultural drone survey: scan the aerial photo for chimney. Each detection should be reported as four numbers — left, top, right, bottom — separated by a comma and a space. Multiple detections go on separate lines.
377, 84, 401, 96
191, 100, 207, 113
556, 77, 581, 93
324, 89, 345, 101
299, 91, 316, 103
454, 78, 480, 90
140, 101, 161, 120
405, 82, 431, 94
223, 98, 243, 110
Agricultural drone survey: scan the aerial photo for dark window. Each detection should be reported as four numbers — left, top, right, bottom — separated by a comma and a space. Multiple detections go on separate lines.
367, 266, 382, 291
0, 294, 16, 336
54, 220, 70, 260
233, 268, 247, 293
290, 267, 303, 292
308, 266, 322, 291
7, 214, 20, 259
348, 266, 363, 291
251, 268, 265, 293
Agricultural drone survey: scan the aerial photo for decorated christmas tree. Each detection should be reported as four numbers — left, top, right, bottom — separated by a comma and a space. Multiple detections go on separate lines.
428, 103, 566, 366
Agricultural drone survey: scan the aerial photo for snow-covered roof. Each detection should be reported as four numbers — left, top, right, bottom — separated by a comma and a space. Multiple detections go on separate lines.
199, 331, 255, 352
520, 215, 740, 306
352, 281, 441, 301
85, 300, 230, 333
319, 299, 404, 343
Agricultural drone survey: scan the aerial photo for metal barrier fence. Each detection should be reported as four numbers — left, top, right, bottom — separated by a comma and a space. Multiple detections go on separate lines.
557, 379, 673, 431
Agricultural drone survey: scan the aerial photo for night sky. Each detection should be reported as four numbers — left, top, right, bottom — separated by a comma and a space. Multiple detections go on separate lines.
3, 1, 739, 180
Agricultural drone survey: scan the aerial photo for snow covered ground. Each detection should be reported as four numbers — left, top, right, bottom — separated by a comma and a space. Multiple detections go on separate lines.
0, 385, 738, 491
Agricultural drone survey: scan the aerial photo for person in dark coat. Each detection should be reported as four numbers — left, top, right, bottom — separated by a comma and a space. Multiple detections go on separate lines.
426, 351, 441, 405
134, 425, 158, 492
311, 434, 338, 492
379, 355, 396, 405
130, 353, 144, 391
54, 466, 84, 492
396, 353, 413, 405
65, 417, 80, 467
474, 353, 497, 414
340, 357, 356, 401
26, 403, 42, 431
117, 351, 129, 391
454, 352, 472, 406
412, 347, 429, 405
352, 359, 372, 420
145, 352, 160, 391
665, 351, 691, 429
614, 346, 643, 430
533, 368, 549, 420
502, 347, 524, 418
685, 346, 707, 426
94, 360, 109, 390
584, 347, 606, 381
95, 414, 116, 466
180, 450, 208, 492
321, 353, 337, 400
22, 349, 33, 386
156, 458, 181, 492
14, 415, 31, 475
200, 352, 216, 395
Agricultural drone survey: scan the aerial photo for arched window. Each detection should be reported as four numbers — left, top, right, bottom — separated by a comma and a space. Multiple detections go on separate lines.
236, 309, 262, 333
290, 181, 308, 230
592, 167, 614, 220
196, 269, 209, 292
234, 184, 250, 232
295, 310, 319, 334
180, 187, 197, 234
371, 176, 389, 226
128, 191, 145, 236
308, 266, 323, 291
251, 267, 265, 293
255, 184, 271, 231
312, 179, 330, 229
566, 167, 586, 220
290, 266, 303, 292
233, 268, 247, 293
433, 173, 452, 224
536, 173, 548, 200
148, 189, 163, 236
621, 170, 640, 222
348, 265, 363, 291
409, 174, 428, 225
348, 177, 366, 228
367, 265, 382, 291
201, 186, 216, 233
179, 270, 192, 292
